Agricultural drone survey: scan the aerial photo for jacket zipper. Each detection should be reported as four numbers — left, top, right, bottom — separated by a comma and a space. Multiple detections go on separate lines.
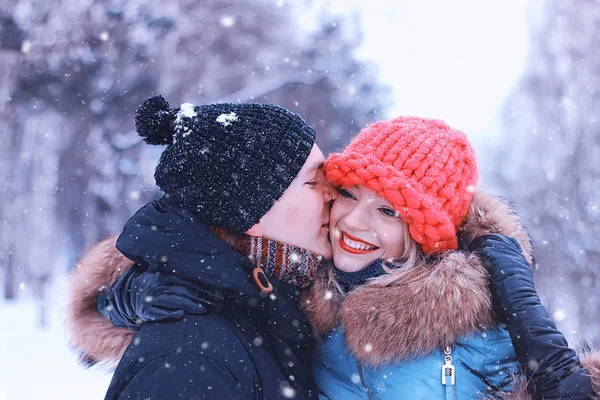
442, 346, 456, 400
357, 361, 373, 400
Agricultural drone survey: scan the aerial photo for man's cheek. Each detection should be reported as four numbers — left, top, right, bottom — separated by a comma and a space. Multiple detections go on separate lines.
284, 202, 317, 227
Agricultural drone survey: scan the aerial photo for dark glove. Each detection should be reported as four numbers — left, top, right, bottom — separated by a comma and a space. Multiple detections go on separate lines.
97, 263, 222, 330
469, 234, 593, 400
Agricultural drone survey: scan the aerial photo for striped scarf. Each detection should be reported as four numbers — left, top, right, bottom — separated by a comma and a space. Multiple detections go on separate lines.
210, 227, 323, 289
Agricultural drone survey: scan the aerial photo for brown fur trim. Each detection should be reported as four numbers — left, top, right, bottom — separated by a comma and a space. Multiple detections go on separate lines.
582, 351, 600, 397
493, 377, 531, 400
64, 235, 136, 367
305, 190, 534, 367
301, 266, 342, 339
340, 251, 494, 366
460, 190, 534, 265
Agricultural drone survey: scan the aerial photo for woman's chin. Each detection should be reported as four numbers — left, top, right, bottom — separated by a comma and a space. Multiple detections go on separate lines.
332, 250, 376, 273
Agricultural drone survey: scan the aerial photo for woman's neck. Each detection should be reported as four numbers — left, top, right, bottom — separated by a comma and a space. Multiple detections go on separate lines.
334, 259, 387, 292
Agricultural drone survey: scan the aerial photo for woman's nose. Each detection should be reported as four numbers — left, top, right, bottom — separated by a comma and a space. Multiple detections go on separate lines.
341, 204, 370, 231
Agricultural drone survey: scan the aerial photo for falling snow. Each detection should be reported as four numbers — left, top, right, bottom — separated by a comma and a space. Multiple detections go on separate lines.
219, 15, 236, 28
280, 381, 297, 399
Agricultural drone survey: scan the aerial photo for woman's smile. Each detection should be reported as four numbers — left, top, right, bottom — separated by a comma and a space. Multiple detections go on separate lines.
338, 230, 379, 254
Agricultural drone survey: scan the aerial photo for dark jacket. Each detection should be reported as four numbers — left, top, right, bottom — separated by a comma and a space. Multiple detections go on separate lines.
70, 197, 318, 400
469, 234, 594, 399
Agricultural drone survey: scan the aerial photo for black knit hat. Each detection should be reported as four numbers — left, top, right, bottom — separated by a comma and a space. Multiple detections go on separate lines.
135, 94, 316, 233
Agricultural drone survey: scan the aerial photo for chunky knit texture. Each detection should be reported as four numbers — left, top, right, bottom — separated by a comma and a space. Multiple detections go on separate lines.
135, 95, 316, 233
325, 116, 478, 254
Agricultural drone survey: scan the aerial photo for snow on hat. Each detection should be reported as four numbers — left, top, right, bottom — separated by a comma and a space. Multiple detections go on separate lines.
135, 94, 316, 233
324, 116, 478, 254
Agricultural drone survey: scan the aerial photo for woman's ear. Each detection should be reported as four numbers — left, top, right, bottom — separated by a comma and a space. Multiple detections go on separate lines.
245, 223, 264, 237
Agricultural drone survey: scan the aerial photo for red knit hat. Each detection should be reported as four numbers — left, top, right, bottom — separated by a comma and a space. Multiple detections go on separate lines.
324, 116, 478, 254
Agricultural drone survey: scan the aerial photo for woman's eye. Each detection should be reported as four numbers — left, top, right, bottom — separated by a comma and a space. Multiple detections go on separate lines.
380, 207, 400, 218
305, 181, 318, 187
339, 189, 356, 199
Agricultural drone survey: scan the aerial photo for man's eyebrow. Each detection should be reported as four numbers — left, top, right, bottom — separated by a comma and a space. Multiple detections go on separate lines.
307, 162, 325, 174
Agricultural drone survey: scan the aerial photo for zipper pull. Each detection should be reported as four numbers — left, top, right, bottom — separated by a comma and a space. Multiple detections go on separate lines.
441, 346, 455, 385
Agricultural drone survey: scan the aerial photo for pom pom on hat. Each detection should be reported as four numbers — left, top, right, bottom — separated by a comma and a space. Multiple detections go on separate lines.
135, 94, 175, 145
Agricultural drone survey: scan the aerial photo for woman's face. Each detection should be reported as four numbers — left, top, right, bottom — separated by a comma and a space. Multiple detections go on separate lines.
329, 185, 407, 273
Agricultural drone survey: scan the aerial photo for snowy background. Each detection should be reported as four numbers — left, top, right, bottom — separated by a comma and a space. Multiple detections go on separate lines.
2, 0, 600, 399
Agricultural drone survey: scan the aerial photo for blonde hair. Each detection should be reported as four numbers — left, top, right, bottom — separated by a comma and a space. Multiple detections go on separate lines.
328, 216, 427, 295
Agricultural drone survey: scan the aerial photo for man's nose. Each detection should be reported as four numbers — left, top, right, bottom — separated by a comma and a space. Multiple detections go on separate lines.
323, 181, 337, 203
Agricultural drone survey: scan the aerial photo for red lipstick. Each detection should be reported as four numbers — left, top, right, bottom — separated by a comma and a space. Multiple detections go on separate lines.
338, 230, 379, 255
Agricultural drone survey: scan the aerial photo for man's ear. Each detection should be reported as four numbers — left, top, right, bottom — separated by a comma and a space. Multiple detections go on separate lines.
245, 222, 264, 237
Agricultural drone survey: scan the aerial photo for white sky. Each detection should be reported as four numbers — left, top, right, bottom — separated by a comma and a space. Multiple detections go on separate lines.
351, 1, 531, 138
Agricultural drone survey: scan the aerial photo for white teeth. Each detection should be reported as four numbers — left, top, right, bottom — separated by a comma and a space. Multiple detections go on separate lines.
342, 234, 376, 251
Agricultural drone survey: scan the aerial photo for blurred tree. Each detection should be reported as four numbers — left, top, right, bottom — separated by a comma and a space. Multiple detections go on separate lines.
493, 0, 600, 344
0, 0, 390, 325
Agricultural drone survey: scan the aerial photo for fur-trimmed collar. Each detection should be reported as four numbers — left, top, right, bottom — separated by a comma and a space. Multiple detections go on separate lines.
64, 235, 135, 368
301, 190, 535, 367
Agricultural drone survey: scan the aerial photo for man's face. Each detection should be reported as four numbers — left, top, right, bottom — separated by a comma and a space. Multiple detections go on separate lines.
255, 145, 337, 259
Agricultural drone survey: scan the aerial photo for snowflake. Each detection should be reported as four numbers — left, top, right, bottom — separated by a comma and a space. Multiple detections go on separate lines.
219, 15, 236, 28
528, 359, 539, 370
177, 103, 197, 120
21, 40, 32, 54
553, 309, 566, 322
280, 382, 296, 399
216, 112, 238, 127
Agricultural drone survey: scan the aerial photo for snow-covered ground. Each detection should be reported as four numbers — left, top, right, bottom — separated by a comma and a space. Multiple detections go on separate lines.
0, 276, 111, 400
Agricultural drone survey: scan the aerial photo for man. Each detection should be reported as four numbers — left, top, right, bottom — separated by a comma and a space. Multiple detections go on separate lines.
65, 95, 336, 399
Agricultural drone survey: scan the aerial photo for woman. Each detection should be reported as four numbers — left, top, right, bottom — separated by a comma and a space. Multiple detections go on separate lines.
301, 117, 594, 399
67, 115, 599, 399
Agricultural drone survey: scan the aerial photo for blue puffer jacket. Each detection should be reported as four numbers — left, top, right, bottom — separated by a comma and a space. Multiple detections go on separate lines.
315, 325, 517, 399
300, 192, 533, 400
